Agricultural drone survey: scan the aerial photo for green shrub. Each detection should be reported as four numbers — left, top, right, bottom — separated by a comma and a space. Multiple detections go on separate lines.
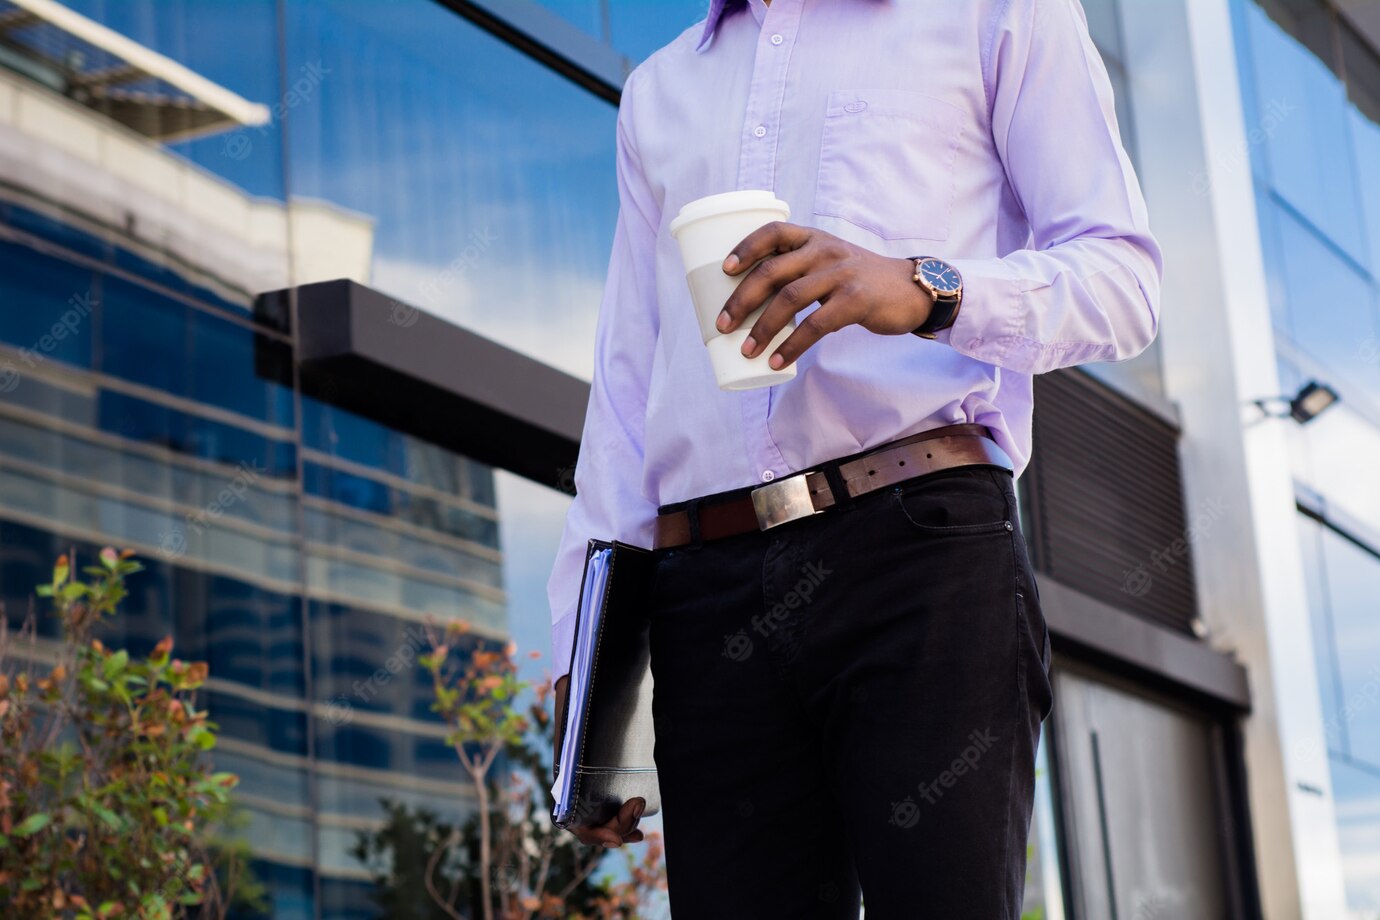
0, 549, 262, 918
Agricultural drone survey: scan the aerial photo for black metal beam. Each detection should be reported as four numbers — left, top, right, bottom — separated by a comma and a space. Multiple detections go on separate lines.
430, 0, 629, 104
1296, 488, 1380, 561
279, 279, 590, 491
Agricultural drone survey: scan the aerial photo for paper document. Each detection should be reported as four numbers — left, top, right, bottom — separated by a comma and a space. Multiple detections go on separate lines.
550, 545, 612, 812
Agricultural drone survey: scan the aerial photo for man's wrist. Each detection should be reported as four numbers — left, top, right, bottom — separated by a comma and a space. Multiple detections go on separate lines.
908, 256, 964, 339
899, 257, 935, 329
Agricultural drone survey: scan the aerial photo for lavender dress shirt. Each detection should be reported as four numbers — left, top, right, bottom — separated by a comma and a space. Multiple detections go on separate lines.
547, 0, 1163, 676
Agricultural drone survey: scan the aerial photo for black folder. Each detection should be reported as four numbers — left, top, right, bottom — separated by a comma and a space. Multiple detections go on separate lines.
551, 539, 660, 829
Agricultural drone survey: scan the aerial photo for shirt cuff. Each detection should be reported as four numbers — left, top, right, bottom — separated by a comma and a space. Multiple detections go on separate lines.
551, 608, 578, 682
941, 255, 1026, 366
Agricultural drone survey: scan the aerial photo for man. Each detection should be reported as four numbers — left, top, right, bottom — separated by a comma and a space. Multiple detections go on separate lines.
548, 0, 1160, 916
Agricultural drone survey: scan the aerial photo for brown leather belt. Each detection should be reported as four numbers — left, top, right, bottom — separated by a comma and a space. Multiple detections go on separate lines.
653, 423, 1012, 550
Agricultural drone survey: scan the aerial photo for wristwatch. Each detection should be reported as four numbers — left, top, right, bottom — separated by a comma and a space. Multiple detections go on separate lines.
908, 256, 963, 339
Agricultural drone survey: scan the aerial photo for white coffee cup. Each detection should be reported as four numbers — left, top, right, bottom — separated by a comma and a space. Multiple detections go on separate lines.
669, 190, 797, 391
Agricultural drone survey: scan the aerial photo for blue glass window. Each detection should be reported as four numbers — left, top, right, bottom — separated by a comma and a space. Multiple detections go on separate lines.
283, 0, 618, 379
1352, 109, 1380, 285
57, 0, 288, 200
1330, 758, 1380, 911
609, 0, 708, 61
0, 241, 95, 370
1299, 511, 1380, 911
533, 0, 605, 38
101, 277, 295, 425
1241, 2, 1369, 264
1267, 201, 1380, 408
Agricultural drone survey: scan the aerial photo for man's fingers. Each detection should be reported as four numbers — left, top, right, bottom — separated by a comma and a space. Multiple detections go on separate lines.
767, 301, 853, 369
552, 675, 569, 756
573, 797, 646, 849
722, 221, 812, 276
718, 247, 815, 332
574, 830, 640, 848
575, 813, 628, 848
613, 797, 646, 837
743, 270, 848, 359
574, 826, 623, 848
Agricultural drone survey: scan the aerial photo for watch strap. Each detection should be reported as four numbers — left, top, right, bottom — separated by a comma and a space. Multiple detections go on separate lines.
908, 256, 962, 340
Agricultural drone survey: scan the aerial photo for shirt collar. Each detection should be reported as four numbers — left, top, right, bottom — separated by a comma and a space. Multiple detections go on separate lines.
698, 0, 875, 53
696, 0, 746, 53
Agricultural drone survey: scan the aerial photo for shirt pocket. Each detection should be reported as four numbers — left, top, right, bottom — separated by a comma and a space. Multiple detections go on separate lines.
814, 89, 964, 242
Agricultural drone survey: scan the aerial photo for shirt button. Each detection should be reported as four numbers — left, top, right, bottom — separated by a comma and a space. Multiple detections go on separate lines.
753, 125, 767, 138
761, 470, 775, 482
770, 33, 783, 45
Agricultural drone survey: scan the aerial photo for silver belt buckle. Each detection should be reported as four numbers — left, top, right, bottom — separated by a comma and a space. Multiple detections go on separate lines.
750, 473, 821, 531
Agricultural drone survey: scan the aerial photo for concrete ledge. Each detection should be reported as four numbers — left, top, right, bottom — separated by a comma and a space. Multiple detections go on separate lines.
1042, 574, 1251, 711
282, 278, 590, 490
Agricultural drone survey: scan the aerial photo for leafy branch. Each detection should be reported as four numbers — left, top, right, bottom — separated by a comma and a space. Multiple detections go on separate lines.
0, 549, 263, 918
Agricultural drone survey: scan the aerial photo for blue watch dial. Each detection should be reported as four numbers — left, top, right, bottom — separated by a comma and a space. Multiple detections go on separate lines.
919, 259, 962, 295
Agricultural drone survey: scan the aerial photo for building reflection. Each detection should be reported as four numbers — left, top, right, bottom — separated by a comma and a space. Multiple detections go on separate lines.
0, 1, 508, 916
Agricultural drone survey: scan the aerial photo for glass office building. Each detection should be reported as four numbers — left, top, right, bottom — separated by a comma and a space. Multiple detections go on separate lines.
0, 0, 1373, 918
1232, 0, 1380, 913
0, 0, 576, 915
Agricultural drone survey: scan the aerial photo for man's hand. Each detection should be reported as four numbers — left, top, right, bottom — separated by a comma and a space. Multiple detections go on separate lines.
715, 222, 935, 368
553, 674, 646, 848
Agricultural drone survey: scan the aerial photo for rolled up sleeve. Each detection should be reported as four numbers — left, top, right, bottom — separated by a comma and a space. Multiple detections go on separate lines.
939, 0, 1163, 375
545, 71, 661, 680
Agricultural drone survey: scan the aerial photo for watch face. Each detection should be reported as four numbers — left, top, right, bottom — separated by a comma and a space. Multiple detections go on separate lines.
919, 258, 962, 296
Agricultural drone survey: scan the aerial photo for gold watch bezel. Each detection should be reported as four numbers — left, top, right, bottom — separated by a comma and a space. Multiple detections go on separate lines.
913, 257, 963, 298
910, 257, 963, 340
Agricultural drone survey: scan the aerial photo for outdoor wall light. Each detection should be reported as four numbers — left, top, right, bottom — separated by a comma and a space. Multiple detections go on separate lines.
1251, 380, 1341, 425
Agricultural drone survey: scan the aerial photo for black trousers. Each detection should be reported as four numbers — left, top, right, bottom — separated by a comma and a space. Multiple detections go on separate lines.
648, 465, 1053, 919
